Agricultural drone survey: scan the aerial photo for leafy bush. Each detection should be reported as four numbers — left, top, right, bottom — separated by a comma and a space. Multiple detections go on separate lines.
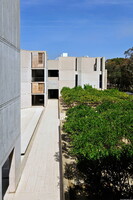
62, 86, 133, 198
63, 103, 133, 161
61, 85, 133, 107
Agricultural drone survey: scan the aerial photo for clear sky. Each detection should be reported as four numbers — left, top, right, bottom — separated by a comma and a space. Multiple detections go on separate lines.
21, 0, 133, 59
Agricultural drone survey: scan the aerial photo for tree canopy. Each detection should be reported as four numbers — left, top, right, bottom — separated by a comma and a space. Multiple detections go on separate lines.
105, 47, 133, 91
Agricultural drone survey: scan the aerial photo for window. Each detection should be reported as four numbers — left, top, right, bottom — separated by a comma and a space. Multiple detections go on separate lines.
48, 70, 59, 77
94, 58, 97, 71
75, 75, 78, 87
75, 58, 77, 71
100, 58, 103, 71
99, 74, 102, 88
32, 95, 44, 106
48, 89, 59, 99
32, 70, 44, 82
38, 53, 43, 64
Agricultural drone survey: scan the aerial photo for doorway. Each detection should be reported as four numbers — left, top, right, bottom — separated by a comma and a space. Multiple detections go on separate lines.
32, 95, 44, 106
48, 89, 59, 99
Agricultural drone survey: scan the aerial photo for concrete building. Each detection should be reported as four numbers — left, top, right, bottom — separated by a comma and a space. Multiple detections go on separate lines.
21, 50, 47, 108
48, 53, 107, 97
0, 0, 21, 199
21, 51, 107, 107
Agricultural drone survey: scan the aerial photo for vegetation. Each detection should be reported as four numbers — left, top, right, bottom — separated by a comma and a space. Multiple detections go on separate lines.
61, 85, 132, 107
105, 47, 133, 91
61, 86, 133, 199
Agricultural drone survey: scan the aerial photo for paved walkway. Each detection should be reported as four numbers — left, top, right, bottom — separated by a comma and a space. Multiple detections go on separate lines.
21, 107, 44, 155
4, 100, 60, 200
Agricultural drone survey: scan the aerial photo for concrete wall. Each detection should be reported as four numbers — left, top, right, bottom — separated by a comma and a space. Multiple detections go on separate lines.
48, 60, 59, 70
77, 57, 105, 89
59, 57, 76, 94
21, 50, 32, 108
0, 0, 20, 198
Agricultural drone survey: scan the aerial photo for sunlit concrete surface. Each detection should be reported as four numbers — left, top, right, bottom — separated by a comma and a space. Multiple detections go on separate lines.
4, 100, 60, 200
21, 107, 44, 155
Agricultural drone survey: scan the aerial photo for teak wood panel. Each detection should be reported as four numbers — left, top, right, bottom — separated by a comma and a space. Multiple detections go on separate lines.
32, 83, 44, 94
32, 53, 45, 68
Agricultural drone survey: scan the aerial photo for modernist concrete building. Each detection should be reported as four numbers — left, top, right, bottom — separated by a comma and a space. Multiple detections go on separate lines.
48, 53, 107, 97
21, 51, 107, 107
0, 0, 21, 199
21, 50, 47, 108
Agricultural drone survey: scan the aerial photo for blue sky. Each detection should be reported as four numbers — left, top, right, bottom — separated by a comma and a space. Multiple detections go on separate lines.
21, 0, 133, 59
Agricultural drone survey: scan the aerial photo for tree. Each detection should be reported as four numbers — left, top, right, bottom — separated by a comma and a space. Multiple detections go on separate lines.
105, 57, 133, 91
124, 47, 133, 59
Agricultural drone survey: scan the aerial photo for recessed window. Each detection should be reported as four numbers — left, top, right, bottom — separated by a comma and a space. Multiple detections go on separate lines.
100, 58, 103, 71
32, 70, 44, 82
48, 89, 59, 99
75, 75, 78, 87
32, 95, 44, 106
75, 58, 77, 71
94, 58, 97, 71
99, 74, 102, 88
48, 70, 59, 77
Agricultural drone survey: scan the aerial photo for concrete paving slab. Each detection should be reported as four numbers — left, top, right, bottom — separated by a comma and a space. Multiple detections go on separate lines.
4, 100, 60, 200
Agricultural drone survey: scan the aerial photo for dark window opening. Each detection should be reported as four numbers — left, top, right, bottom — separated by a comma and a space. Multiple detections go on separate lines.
2, 150, 13, 199
94, 58, 97, 71
48, 70, 59, 77
100, 58, 103, 71
99, 74, 102, 88
75, 75, 78, 87
48, 89, 59, 99
32, 95, 44, 106
32, 70, 44, 82
75, 58, 77, 71
38, 53, 43, 64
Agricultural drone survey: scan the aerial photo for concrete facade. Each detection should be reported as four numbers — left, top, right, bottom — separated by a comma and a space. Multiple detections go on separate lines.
21, 51, 107, 107
48, 55, 107, 95
0, 0, 20, 199
21, 50, 47, 108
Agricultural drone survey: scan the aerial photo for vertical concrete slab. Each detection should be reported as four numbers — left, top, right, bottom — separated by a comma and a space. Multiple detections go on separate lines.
0, 0, 20, 198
